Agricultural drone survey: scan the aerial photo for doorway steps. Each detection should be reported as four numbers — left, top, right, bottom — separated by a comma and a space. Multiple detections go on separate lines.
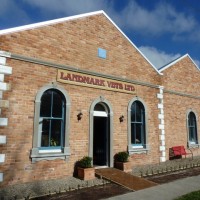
95, 168, 157, 191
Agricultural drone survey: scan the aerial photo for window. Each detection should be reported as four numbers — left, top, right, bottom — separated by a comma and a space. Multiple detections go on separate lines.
31, 84, 71, 162
131, 101, 146, 146
128, 98, 148, 153
40, 89, 65, 149
188, 111, 198, 145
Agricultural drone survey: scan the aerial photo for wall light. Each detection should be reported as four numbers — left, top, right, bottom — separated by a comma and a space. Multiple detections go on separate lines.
119, 115, 124, 123
77, 112, 83, 121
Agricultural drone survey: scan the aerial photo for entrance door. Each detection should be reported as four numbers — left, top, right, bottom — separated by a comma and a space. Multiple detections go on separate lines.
93, 103, 110, 166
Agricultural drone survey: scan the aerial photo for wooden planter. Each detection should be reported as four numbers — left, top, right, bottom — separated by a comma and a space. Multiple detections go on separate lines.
114, 161, 132, 173
77, 167, 95, 180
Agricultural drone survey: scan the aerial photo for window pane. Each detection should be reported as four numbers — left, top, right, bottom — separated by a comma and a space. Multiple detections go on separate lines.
131, 123, 135, 144
131, 104, 136, 122
94, 104, 105, 111
50, 120, 62, 146
131, 123, 142, 145
52, 91, 64, 118
131, 101, 145, 146
188, 112, 197, 143
41, 119, 50, 147
136, 125, 142, 144
40, 90, 52, 117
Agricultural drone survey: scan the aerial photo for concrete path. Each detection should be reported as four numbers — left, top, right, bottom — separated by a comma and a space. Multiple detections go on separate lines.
106, 174, 200, 200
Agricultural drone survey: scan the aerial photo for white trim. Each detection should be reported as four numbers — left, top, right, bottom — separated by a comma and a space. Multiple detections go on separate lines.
0, 82, 11, 91
0, 136, 6, 144
161, 130, 165, 135
0, 65, 12, 75
0, 74, 4, 82
160, 157, 166, 162
0, 173, 3, 182
0, 11, 104, 36
0, 91, 2, 99
159, 124, 164, 130
0, 57, 6, 65
160, 146, 165, 151
0, 118, 8, 126
157, 94, 163, 99
158, 114, 164, 119
0, 154, 5, 163
0, 10, 161, 75
93, 111, 108, 117
39, 149, 62, 153
159, 54, 200, 72
159, 135, 165, 141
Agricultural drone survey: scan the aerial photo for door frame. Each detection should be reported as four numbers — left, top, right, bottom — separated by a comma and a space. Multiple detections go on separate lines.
89, 96, 113, 167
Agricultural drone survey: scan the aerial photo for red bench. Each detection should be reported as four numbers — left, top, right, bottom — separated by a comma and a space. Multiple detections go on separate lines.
169, 146, 193, 160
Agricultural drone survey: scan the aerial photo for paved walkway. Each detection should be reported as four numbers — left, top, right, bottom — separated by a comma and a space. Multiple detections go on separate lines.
106, 174, 200, 200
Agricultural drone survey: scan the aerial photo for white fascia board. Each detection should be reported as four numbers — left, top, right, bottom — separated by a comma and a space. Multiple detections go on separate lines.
187, 54, 200, 71
159, 54, 200, 72
159, 54, 187, 72
0, 10, 161, 75
0, 10, 104, 36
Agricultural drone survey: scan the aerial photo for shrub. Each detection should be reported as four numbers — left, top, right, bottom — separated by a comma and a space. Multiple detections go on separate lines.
115, 151, 129, 162
79, 156, 93, 168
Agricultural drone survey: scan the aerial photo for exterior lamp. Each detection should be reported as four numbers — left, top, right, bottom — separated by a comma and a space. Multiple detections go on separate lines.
119, 115, 124, 123
77, 112, 83, 121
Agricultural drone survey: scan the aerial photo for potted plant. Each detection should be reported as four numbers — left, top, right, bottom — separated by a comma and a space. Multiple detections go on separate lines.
114, 151, 132, 173
77, 156, 95, 180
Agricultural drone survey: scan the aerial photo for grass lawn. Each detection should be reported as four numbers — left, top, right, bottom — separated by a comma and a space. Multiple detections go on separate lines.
174, 190, 200, 200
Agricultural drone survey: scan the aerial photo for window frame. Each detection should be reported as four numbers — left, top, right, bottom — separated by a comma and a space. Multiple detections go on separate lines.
187, 109, 199, 148
31, 83, 71, 162
128, 97, 149, 154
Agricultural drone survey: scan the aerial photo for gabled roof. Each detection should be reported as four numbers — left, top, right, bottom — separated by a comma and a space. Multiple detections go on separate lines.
158, 54, 200, 73
0, 10, 161, 75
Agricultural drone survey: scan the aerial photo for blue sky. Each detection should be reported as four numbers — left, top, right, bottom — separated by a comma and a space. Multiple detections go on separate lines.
1, 0, 200, 69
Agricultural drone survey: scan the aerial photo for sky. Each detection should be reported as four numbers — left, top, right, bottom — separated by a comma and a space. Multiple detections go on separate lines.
1, 0, 200, 69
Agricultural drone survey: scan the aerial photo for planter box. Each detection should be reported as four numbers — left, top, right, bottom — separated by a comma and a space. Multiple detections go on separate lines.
114, 161, 132, 173
77, 167, 95, 180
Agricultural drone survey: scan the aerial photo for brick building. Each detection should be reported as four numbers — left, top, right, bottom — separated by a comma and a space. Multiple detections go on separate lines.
0, 11, 199, 190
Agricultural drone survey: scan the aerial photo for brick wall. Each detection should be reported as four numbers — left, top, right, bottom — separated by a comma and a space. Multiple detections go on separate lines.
0, 12, 199, 189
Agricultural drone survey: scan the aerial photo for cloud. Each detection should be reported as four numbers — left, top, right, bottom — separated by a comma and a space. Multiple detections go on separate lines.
193, 59, 200, 69
139, 46, 181, 69
0, 0, 30, 29
118, 1, 198, 38
7, 0, 199, 43
22, 0, 111, 16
